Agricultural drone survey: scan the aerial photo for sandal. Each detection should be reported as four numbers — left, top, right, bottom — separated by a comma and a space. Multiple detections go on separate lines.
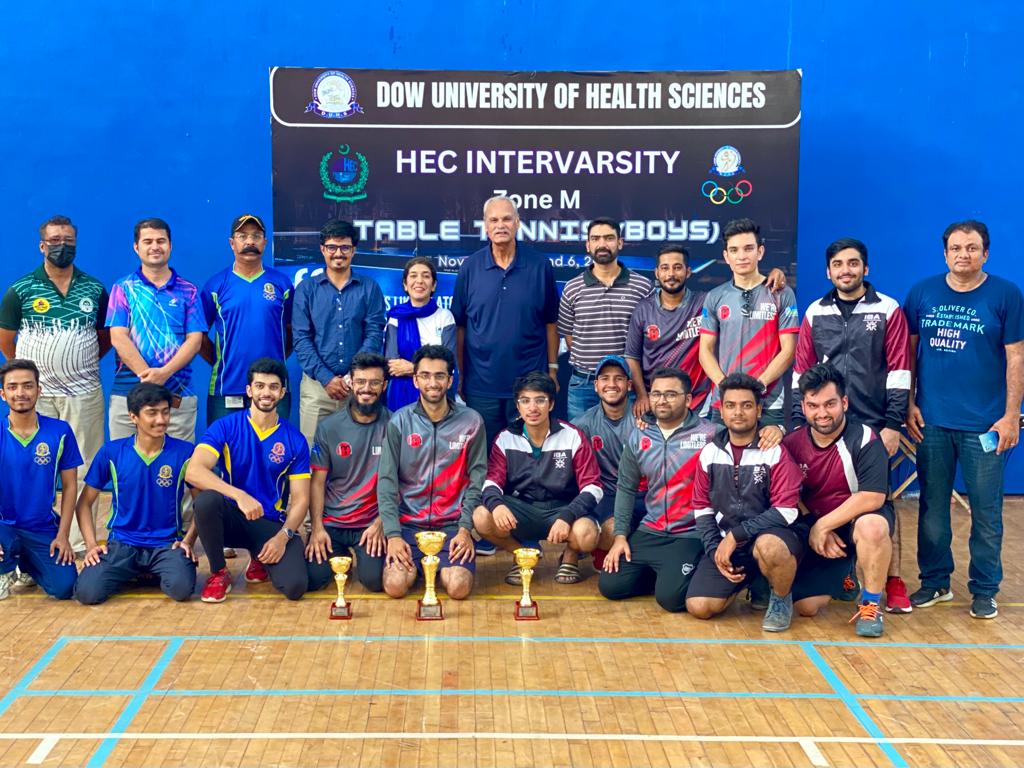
504, 564, 523, 586
554, 556, 582, 585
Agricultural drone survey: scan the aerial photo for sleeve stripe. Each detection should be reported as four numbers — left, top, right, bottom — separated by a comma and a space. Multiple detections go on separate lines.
776, 506, 799, 524
580, 483, 604, 503
694, 507, 715, 518
199, 444, 220, 458
288, 472, 311, 480
886, 370, 911, 389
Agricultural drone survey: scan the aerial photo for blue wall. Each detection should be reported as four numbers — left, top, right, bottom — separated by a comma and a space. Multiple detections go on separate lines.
1, 0, 1021, 486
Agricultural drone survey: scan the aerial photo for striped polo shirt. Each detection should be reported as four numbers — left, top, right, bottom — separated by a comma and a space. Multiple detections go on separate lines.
0, 266, 108, 396
557, 265, 653, 374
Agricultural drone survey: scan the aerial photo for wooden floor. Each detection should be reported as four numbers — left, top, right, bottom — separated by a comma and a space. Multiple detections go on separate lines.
2, 498, 1024, 768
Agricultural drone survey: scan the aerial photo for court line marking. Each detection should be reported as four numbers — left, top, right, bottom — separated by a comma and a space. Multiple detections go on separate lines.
85, 638, 182, 768
799, 739, 829, 767
801, 642, 906, 768
0, 637, 67, 717
27, 735, 57, 765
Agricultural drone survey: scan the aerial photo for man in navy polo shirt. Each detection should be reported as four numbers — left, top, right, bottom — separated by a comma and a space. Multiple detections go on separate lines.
74, 383, 198, 604
0, 359, 81, 600
452, 196, 560, 446
187, 358, 311, 602
293, 219, 386, 446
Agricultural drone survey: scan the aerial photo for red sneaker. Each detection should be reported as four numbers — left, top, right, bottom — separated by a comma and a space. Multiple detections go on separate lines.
201, 569, 233, 603
885, 576, 913, 614
244, 557, 269, 583
591, 548, 608, 572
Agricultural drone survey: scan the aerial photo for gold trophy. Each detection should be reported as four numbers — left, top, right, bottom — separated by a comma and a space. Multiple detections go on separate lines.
415, 530, 447, 621
513, 547, 541, 620
329, 555, 353, 620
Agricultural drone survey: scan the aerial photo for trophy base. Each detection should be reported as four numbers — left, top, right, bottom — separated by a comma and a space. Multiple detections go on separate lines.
514, 600, 540, 621
416, 600, 444, 621
329, 603, 353, 620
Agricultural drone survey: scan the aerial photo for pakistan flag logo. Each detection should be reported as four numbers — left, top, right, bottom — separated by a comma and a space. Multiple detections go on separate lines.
320, 144, 369, 203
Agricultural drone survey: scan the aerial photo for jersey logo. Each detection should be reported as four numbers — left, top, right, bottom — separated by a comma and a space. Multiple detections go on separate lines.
639, 436, 653, 451
269, 441, 286, 463
407, 433, 422, 448
752, 465, 767, 485
336, 441, 352, 458
591, 435, 604, 451
34, 442, 51, 465
718, 305, 731, 321
156, 464, 174, 487
32, 297, 50, 314
799, 462, 809, 479
646, 324, 661, 341
554, 450, 567, 470
168, 297, 179, 307
681, 562, 695, 576
79, 297, 95, 313
263, 282, 277, 301
863, 314, 881, 333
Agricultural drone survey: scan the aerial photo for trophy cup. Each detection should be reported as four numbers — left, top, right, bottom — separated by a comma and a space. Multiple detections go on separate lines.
415, 530, 447, 621
513, 547, 541, 620
329, 555, 353, 620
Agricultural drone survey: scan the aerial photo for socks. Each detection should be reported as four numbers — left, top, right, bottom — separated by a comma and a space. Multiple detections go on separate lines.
862, 590, 881, 604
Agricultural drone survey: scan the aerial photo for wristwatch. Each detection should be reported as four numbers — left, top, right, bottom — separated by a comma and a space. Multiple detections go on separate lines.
281, 526, 297, 540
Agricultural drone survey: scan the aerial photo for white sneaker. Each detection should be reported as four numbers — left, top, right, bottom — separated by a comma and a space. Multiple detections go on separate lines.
0, 572, 14, 600
13, 570, 36, 588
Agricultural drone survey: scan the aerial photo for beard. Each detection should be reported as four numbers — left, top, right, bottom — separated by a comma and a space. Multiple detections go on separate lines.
353, 398, 383, 417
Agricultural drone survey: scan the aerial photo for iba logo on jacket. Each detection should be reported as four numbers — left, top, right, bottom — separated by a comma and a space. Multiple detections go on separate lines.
407, 433, 422, 448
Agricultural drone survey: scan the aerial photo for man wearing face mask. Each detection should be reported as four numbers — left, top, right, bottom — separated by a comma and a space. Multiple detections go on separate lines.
200, 214, 293, 424
0, 215, 110, 556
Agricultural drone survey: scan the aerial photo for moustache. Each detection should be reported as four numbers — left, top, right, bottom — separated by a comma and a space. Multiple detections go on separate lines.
242, 246, 261, 254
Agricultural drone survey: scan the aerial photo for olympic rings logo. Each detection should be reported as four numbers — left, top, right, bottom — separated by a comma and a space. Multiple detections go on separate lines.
701, 179, 753, 205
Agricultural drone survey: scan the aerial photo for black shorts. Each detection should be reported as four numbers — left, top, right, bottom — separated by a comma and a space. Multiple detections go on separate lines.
792, 505, 895, 602
502, 495, 598, 542
400, 526, 476, 575
593, 493, 646, 529
685, 524, 807, 601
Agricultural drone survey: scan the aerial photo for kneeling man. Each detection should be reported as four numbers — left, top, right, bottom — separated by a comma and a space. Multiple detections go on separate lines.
686, 373, 804, 631
785, 363, 894, 637
75, 383, 197, 604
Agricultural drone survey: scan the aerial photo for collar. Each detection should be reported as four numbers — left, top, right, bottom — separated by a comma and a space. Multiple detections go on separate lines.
820, 281, 881, 306
712, 425, 759, 450
648, 410, 699, 440
582, 263, 630, 287
413, 396, 457, 424
313, 269, 361, 286
509, 417, 564, 437
656, 287, 688, 309
135, 267, 178, 290
484, 244, 519, 271
803, 416, 851, 451
33, 264, 82, 284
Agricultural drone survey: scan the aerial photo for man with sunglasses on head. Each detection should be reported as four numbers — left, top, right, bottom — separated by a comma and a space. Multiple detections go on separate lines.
0, 215, 109, 558
293, 219, 386, 446
699, 218, 799, 427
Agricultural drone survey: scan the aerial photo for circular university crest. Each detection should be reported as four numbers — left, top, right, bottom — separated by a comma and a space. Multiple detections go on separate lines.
305, 71, 364, 120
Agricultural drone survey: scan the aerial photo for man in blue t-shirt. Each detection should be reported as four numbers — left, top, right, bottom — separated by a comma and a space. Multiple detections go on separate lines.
187, 358, 311, 602
0, 359, 82, 600
904, 220, 1024, 620
201, 214, 293, 423
74, 383, 198, 604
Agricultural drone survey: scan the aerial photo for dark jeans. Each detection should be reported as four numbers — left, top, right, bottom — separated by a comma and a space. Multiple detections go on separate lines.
0, 524, 76, 599
567, 371, 601, 422
75, 539, 197, 604
306, 526, 385, 592
464, 393, 518, 448
916, 424, 1007, 597
193, 490, 308, 600
207, 393, 291, 425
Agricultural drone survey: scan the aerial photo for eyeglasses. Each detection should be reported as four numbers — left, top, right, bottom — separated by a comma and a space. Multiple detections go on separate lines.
741, 288, 755, 318
352, 378, 384, 389
43, 237, 75, 246
516, 397, 550, 407
323, 244, 355, 256
415, 372, 450, 383
649, 391, 684, 401
234, 232, 265, 242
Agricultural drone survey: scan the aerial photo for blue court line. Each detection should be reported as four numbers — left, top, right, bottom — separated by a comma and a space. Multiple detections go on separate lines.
801, 642, 907, 768
86, 638, 183, 768
861, 694, 1024, 704
0, 637, 67, 717
52, 634, 1024, 651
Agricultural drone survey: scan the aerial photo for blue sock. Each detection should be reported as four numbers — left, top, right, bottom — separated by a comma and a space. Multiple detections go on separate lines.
862, 590, 881, 604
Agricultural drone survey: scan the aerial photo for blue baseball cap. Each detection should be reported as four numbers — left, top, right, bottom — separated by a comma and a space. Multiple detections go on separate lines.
595, 355, 629, 377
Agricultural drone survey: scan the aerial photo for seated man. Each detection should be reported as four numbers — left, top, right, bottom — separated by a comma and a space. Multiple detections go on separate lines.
74, 383, 198, 604
186, 358, 310, 602
571, 355, 643, 570
379, 345, 484, 600
0, 359, 80, 600
599, 368, 717, 612
686, 373, 804, 631
473, 371, 602, 585
306, 352, 390, 593
785, 363, 894, 637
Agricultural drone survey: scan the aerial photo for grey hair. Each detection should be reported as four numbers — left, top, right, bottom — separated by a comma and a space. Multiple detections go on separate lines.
482, 195, 520, 219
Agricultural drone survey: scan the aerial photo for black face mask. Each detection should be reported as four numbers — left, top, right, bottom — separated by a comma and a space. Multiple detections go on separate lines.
45, 244, 76, 268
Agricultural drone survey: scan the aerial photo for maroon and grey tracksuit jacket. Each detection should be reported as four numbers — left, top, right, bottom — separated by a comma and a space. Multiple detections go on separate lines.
482, 418, 602, 525
613, 413, 719, 537
692, 431, 803, 557
792, 283, 910, 430
378, 399, 487, 538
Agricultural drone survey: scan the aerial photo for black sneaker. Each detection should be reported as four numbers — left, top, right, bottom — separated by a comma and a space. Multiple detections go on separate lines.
970, 595, 998, 619
909, 586, 953, 608
748, 576, 769, 611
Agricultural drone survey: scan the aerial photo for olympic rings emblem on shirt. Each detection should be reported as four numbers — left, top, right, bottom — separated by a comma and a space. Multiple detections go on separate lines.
701, 179, 753, 205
